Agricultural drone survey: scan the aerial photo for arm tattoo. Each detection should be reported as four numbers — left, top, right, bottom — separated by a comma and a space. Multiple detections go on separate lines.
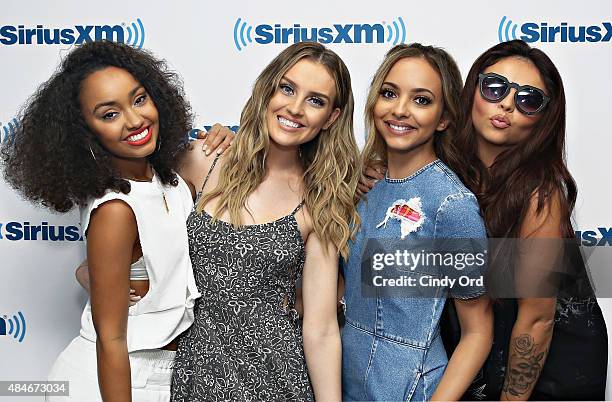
502, 334, 548, 398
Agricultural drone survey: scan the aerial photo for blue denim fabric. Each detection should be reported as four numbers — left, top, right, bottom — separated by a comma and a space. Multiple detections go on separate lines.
342, 160, 487, 401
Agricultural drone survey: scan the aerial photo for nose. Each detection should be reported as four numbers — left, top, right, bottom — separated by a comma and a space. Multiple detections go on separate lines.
498, 88, 516, 113
286, 96, 305, 117
124, 107, 144, 130
392, 95, 411, 119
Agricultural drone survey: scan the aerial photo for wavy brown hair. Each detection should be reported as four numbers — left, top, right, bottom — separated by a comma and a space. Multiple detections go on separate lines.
197, 42, 360, 259
1, 40, 192, 213
361, 43, 466, 179
455, 40, 576, 239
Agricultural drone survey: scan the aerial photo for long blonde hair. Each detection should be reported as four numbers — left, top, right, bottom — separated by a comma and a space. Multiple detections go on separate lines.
198, 42, 360, 259
362, 43, 463, 173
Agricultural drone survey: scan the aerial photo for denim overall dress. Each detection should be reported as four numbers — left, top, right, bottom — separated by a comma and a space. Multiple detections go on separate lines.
341, 160, 487, 401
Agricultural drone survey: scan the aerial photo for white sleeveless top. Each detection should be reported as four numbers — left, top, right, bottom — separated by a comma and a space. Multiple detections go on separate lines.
78, 174, 200, 352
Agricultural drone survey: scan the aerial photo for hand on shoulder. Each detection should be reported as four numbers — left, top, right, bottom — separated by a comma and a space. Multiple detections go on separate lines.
179, 138, 225, 194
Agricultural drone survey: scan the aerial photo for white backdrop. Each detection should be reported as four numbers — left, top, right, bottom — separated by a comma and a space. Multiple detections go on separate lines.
1, 1, 611, 400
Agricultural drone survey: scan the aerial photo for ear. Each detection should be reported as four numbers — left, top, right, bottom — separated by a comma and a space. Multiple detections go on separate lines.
323, 107, 341, 130
436, 114, 449, 132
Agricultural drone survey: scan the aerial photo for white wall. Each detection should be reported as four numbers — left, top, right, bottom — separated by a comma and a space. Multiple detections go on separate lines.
1, 1, 611, 400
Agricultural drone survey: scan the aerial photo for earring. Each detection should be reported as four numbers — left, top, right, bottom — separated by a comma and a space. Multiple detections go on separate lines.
156, 137, 162, 153
89, 144, 97, 161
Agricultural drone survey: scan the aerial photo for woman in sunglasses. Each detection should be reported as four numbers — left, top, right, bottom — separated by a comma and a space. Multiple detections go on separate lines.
454, 40, 607, 400
359, 40, 607, 400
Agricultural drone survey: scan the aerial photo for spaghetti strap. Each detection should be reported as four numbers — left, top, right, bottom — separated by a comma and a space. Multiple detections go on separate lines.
291, 200, 305, 216
199, 153, 222, 195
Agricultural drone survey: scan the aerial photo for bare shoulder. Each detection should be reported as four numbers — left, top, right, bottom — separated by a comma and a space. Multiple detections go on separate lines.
89, 199, 136, 231
303, 223, 338, 257
179, 139, 223, 189
520, 189, 564, 238
295, 204, 315, 242
181, 139, 212, 172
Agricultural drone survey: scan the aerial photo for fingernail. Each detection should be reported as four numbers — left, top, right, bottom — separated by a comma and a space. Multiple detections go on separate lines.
205, 150, 211, 156
217, 148, 222, 155
203, 144, 208, 151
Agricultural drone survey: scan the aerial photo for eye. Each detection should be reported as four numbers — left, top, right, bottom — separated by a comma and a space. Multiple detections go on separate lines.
279, 83, 294, 96
307, 97, 325, 108
102, 111, 118, 120
414, 96, 432, 105
380, 88, 396, 99
134, 93, 148, 107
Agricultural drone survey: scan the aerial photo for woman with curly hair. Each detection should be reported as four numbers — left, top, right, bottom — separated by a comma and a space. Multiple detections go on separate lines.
1, 40, 229, 401
170, 42, 360, 401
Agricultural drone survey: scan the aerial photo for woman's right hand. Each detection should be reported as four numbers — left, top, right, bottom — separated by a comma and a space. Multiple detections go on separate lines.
196, 123, 235, 156
128, 289, 141, 306
357, 165, 386, 199
76, 260, 141, 306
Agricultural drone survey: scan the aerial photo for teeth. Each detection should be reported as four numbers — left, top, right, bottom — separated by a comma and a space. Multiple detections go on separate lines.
389, 123, 413, 132
126, 128, 149, 142
278, 116, 301, 128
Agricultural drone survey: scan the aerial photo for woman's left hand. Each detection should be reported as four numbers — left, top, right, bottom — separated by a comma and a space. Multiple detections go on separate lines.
196, 123, 235, 156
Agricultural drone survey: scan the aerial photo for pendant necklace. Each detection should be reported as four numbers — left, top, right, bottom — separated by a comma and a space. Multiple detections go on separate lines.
126, 168, 170, 214
153, 170, 170, 214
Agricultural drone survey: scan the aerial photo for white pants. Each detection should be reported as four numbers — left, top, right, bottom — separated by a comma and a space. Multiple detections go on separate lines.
46, 336, 175, 401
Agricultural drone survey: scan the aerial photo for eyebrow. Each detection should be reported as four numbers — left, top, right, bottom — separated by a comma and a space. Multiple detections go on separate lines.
92, 84, 144, 113
381, 81, 436, 98
281, 76, 332, 101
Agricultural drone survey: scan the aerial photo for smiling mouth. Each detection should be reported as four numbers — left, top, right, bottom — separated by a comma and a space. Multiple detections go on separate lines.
124, 126, 152, 146
278, 116, 304, 129
386, 121, 416, 134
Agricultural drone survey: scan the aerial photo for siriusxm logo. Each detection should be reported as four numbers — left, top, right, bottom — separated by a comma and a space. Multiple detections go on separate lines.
0, 18, 145, 48
188, 125, 240, 140
498, 16, 612, 43
0, 221, 82, 242
575, 227, 612, 247
0, 118, 19, 144
0, 311, 26, 343
233, 17, 406, 51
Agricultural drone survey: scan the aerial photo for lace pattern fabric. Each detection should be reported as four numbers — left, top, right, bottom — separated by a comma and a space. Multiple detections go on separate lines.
171, 204, 314, 401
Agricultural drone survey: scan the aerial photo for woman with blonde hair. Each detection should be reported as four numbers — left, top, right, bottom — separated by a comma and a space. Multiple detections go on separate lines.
342, 43, 492, 401
171, 41, 360, 401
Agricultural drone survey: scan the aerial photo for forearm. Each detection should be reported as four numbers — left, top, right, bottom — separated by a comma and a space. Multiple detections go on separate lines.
431, 332, 492, 401
501, 313, 554, 400
303, 324, 342, 402
96, 339, 132, 402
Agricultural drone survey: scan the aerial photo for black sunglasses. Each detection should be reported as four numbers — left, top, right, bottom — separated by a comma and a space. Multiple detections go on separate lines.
478, 72, 550, 116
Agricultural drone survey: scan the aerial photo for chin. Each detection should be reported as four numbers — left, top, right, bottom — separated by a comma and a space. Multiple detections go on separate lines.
383, 134, 418, 151
479, 129, 515, 147
269, 134, 298, 148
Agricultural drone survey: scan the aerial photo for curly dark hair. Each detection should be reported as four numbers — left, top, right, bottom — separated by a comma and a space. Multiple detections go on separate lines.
1, 40, 193, 212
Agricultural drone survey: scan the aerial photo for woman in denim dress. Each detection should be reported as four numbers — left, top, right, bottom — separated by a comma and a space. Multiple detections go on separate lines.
342, 44, 493, 401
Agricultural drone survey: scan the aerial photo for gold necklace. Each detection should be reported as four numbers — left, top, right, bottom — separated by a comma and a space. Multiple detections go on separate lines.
153, 170, 170, 214
125, 168, 169, 214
